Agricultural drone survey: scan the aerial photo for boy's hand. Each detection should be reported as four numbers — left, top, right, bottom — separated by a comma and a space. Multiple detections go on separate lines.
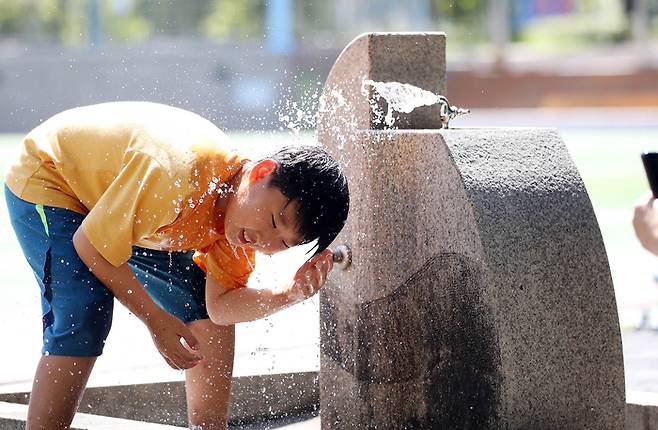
287, 249, 334, 303
146, 310, 203, 370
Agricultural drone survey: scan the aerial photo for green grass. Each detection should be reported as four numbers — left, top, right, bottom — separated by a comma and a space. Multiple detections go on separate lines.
562, 128, 658, 254
562, 128, 657, 210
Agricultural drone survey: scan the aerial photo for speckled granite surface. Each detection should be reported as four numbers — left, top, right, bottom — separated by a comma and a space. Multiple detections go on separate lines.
317, 32, 624, 429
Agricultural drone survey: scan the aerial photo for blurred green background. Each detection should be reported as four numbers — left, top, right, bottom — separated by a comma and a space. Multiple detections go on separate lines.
1, 0, 656, 51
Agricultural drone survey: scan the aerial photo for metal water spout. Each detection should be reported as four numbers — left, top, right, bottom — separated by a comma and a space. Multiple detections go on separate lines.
332, 245, 352, 270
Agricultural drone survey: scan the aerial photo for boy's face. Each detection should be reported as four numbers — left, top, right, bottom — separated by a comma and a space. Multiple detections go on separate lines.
223, 159, 304, 255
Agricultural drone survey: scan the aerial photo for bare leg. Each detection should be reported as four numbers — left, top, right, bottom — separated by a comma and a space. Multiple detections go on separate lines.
185, 320, 235, 429
27, 355, 96, 430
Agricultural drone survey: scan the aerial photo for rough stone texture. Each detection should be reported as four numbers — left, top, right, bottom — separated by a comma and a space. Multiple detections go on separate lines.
317, 32, 624, 429
318, 32, 445, 144
0, 372, 318, 427
626, 392, 658, 430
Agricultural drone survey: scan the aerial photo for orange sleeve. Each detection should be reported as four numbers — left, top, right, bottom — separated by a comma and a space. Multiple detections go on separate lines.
193, 237, 256, 289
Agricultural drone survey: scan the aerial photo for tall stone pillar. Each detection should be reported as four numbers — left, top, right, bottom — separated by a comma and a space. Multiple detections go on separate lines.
318, 32, 624, 429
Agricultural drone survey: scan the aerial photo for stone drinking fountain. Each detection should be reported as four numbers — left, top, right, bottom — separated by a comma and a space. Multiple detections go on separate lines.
318, 32, 625, 429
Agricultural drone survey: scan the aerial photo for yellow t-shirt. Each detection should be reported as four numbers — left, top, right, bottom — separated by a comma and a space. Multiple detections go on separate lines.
5, 102, 255, 289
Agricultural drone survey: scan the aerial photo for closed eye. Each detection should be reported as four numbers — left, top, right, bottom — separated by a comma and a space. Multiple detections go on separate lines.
272, 214, 290, 248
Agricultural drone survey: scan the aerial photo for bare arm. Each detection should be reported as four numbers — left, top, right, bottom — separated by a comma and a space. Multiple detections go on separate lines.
207, 249, 333, 325
73, 227, 161, 323
633, 193, 658, 256
72, 227, 202, 368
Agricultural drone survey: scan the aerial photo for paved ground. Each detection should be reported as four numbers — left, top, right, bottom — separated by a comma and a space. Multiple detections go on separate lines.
623, 329, 658, 394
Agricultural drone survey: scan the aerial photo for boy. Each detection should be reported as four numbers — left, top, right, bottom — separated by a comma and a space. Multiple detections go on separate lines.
4, 101, 349, 429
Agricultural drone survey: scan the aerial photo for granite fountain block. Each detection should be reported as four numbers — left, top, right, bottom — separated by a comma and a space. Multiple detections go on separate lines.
317, 32, 624, 429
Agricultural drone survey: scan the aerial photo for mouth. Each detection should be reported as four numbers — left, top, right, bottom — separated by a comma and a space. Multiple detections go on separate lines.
239, 229, 253, 245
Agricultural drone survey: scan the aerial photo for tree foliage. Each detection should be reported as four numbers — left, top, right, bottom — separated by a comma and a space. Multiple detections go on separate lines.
432, 0, 485, 18
202, 0, 265, 39
0, 0, 65, 39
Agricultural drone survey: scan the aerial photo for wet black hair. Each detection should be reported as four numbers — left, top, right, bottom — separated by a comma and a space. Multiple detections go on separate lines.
265, 145, 349, 255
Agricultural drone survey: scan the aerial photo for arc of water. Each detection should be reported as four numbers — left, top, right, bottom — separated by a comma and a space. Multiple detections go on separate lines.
361, 79, 469, 128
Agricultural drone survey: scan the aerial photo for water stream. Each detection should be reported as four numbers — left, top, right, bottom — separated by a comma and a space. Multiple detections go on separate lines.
361, 79, 469, 128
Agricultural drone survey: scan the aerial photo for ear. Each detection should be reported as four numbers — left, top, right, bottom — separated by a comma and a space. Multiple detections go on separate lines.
248, 159, 278, 184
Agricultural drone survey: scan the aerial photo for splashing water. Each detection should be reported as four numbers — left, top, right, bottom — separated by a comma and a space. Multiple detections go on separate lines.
362, 79, 439, 127
275, 81, 323, 135
361, 79, 469, 128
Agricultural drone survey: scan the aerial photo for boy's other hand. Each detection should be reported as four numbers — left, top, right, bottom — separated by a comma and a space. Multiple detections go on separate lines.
146, 310, 203, 370
287, 249, 334, 303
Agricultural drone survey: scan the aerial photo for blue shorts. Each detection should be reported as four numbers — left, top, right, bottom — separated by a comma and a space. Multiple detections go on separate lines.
5, 185, 209, 357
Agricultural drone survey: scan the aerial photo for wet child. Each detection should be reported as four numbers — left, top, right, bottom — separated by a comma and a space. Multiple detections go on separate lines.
4, 101, 349, 429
